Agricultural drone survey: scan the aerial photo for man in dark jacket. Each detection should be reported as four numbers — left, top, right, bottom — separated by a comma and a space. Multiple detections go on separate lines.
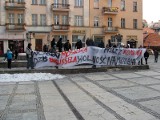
56, 38, 63, 52
75, 39, 82, 49
144, 49, 149, 65
153, 50, 158, 63
64, 40, 71, 51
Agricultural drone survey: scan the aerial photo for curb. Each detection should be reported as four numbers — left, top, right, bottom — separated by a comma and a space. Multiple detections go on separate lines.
0, 65, 149, 74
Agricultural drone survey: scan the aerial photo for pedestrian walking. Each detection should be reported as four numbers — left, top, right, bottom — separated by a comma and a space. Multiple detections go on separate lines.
26, 43, 34, 69
144, 49, 149, 65
154, 49, 159, 63
64, 40, 71, 51
4, 48, 13, 69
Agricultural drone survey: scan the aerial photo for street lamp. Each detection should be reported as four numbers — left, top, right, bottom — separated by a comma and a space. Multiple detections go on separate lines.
26, 32, 35, 42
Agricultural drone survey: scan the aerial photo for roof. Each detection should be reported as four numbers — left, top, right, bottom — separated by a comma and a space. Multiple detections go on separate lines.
143, 27, 155, 34
143, 33, 160, 47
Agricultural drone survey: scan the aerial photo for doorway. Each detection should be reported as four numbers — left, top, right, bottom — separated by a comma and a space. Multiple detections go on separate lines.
35, 39, 42, 51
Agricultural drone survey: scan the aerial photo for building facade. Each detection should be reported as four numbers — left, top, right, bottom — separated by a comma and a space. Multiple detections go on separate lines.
0, 0, 143, 55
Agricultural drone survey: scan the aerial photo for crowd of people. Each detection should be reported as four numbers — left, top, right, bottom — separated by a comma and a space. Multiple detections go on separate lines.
3, 37, 159, 69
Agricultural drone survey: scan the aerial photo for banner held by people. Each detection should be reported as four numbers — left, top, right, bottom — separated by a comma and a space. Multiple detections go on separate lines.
33, 47, 146, 68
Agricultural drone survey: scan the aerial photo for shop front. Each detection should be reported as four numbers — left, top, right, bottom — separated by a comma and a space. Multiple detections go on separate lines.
8, 40, 24, 53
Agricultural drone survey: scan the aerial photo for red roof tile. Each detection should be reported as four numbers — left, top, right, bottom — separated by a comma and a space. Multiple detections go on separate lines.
144, 33, 160, 47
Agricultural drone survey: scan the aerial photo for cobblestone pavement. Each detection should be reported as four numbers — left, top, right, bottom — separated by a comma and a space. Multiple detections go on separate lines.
1, 56, 160, 120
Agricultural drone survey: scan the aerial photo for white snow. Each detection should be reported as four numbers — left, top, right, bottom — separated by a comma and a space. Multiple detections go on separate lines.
0, 73, 65, 82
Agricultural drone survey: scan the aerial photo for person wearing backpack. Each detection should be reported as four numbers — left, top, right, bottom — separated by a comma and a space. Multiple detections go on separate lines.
4, 48, 13, 69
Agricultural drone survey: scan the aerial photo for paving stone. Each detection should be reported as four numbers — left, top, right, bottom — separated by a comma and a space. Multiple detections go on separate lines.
149, 84, 160, 91
112, 73, 142, 79
153, 76, 160, 80
9, 95, 36, 111
98, 79, 136, 88
15, 85, 35, 94
19, 81, 34, 85
114, 86, 160, 100
0, 85, 14, 95
140, 99, 160, 114
85, 74, 118, 81
38, 81, 77, 120
6, 112, 38, 120
0, 96, 9, 110
135, 71, 160, 76
73, 79, 158, 120
127, 77, 160, 85
56, 79, 118, 120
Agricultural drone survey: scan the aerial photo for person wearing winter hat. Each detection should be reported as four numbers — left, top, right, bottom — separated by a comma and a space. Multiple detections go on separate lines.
4, 48, 13, 69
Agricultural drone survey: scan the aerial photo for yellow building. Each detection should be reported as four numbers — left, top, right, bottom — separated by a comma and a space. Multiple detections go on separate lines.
0, 0, 142, 55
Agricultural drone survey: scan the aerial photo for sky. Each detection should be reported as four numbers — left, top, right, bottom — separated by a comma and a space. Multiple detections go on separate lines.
0, 73, 65, 82
143, 0, 160, 23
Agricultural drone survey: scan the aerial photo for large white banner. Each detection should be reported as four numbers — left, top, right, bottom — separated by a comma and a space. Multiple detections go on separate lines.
33, 47, 146, 68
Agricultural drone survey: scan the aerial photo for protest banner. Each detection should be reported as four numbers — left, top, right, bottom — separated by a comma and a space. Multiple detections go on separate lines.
33, 47, 146, 68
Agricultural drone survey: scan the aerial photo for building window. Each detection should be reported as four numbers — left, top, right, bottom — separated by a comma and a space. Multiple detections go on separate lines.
32, 14, 38, 25
40, 14, 46, 26
133, 1, 137, 12
121, 18, 125, 28
18, 14, 24, 24
18, 0, 24, 3
54, 15, 59, 25
121, 0, 125, 11
108, 0, 112, 7
32, 0, 37, 4
108, 17, 112, 27
54, 35, 68, 46
9, 0, 14, 3
110, 35, 122, 46
133, 19, 137, 29
40, 0, 46, 5
75, 0, 83, 7
62, 0, 68, 5
75, 16, 83, 26
62, 15, 68, 25
94, 0, 99, 8
94, 16, 99, 27
8, 13, 14, 24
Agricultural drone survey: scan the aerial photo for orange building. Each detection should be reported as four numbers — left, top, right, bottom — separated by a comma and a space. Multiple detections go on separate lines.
0, 0, 143, 55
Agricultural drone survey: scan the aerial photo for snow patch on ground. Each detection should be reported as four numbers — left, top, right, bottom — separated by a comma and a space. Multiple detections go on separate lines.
0, 73, 65, 82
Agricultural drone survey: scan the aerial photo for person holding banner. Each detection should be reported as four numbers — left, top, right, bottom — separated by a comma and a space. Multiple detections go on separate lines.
75, 39, 82, 49
51, 38, 56, 53
64, 40, 71, 51
56, 38, 63, 52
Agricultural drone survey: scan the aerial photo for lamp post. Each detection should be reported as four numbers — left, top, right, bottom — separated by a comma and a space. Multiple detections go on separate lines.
26, 32, 35, 43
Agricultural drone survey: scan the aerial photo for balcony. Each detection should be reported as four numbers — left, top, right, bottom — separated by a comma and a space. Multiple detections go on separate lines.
52, 3, 70, 11
103, 7, 118, 15
103, 26, 118, 33
6, 23, 26, 31
52, 24, 70, 32
5, 1, 26, 10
